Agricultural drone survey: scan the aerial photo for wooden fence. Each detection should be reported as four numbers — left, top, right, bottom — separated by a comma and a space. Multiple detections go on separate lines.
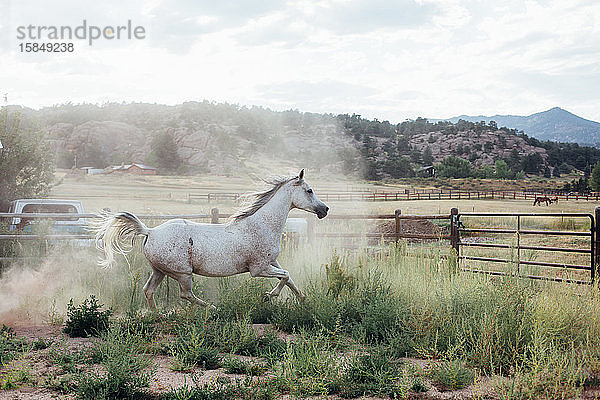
187, 190, 600, 202
2, 208, 600, 284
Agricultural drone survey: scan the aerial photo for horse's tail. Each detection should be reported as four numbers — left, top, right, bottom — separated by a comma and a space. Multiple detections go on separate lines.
88, 211, 150, 268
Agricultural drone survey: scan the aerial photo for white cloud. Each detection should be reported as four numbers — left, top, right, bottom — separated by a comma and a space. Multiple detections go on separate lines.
0, 0, 599, 122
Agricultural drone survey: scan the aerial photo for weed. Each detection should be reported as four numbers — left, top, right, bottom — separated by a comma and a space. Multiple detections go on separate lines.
429, 359, 474, 391
49, 343, 85, 373
76, 325, 154, 399
340, 347, 411, 398
169, 323, 221, 371
212, 318, 261, 356
0, 366, 30, 390
43, 372, 78, 394
0, 325, 26, 365
160, 375, 277, 400
325, 252, 356, 298
223, 357, 267, 376
276, 330, 343, 397
63, 295, 112, 338
215, 278, 277, 323
255, 328, 287, 365
31, 337, 52, 350
47, 298, 64, 326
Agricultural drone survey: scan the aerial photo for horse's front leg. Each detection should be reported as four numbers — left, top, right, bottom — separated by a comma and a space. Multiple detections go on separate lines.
255, 261, 305, 301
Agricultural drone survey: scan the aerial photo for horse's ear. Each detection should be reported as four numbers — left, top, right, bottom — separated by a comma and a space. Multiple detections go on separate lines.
298, 169, 304, 180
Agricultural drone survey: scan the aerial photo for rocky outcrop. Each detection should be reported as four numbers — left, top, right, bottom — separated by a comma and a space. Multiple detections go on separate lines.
47, 121, 148, 163
411, 129, 547, 167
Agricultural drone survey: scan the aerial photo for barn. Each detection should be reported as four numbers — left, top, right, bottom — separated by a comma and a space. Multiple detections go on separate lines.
110, 163, 157, 175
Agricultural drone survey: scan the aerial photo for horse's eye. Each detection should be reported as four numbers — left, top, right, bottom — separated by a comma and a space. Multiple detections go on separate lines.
307, 189, 313, 194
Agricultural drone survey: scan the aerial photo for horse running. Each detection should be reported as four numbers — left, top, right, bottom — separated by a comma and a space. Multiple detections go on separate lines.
90, 170, 328, 309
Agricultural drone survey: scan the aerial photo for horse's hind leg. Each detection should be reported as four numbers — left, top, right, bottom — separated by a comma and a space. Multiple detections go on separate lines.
143, 268, 165, 310
175, 273, 211, 308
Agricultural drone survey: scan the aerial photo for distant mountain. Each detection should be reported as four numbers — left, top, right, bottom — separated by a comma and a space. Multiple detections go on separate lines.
438, 107, 600, 146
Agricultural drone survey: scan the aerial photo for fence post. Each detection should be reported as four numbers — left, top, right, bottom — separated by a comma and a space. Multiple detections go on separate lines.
595, 207, 600, 283
211, 208, 219, 224
394, 209, 401, 245
450, 208, 459, 254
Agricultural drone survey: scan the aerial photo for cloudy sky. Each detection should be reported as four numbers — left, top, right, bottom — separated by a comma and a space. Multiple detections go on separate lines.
0, 0, 599, 122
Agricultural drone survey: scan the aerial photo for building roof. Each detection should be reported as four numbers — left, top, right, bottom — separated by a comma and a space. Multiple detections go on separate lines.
417, 165, 435, 172
111, 163, 157, 171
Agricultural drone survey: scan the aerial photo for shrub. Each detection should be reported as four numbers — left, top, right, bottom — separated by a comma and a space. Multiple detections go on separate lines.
77, 325, 154, 399
63, 295, 112, 338
0, 325, 26, 365
215, 278, 277, 323
340, 348, 411, 398
212, 318, 261, 356
169, 323, 221, 371
436, 156, 473, 178
276, 330, 343, 397
429, 359, 474, 391
160, 375, 277, 400
223, 357, 267, 376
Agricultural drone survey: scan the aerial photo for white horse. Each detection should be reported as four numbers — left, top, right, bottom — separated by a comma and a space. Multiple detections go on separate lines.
90, 170, 329, 309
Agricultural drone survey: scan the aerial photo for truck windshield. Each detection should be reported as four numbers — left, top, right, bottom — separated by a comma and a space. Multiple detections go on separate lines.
22, 204, 80, 221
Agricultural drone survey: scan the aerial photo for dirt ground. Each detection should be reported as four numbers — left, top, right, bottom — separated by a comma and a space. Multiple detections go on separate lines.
4, 320, 600, 399
370, 219, 447, 244
0, 322, 501, 400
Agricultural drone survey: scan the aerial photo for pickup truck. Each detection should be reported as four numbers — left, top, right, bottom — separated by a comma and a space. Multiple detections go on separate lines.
8, 199, 89, 238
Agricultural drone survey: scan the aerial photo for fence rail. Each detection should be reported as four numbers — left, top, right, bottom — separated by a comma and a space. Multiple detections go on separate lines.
185, 190, 600, 203
2, 208, 600, 285
455, 210, 597, 284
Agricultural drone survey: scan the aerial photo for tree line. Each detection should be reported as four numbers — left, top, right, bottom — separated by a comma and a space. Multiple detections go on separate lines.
4, 104, 600, 211
337, 114, 600, 180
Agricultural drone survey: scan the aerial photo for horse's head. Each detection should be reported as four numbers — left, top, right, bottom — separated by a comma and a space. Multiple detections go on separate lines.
290, 169, 329, 219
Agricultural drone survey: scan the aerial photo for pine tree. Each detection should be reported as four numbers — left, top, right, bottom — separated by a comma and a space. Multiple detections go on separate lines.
146, 132, 182, 174
590, 161, 600, 191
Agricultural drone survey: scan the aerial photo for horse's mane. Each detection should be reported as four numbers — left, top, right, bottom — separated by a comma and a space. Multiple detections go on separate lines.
229, 175, 296, 222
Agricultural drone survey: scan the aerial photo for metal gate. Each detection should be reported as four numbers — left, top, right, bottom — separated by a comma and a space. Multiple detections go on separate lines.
455, 210, 595, 284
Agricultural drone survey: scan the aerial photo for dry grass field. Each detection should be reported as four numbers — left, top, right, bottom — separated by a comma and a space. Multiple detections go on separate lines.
51, 170, 597, 216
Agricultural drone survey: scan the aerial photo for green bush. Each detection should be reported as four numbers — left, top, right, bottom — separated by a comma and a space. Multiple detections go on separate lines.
223, 357, 266, 376
160, 376, 277, 400
77, 325, 153, 399
215, 278, 278, 323
429, 359, 474, 391
169, 323, 221, 371
63, 295, 112, 338
340, 348, 411, 398
276, 330, 343, 397
0, 325, 26, 365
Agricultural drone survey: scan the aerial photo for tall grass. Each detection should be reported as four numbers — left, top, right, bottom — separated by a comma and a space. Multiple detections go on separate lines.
260, 243, 600, 396
3, 224, 600, 398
